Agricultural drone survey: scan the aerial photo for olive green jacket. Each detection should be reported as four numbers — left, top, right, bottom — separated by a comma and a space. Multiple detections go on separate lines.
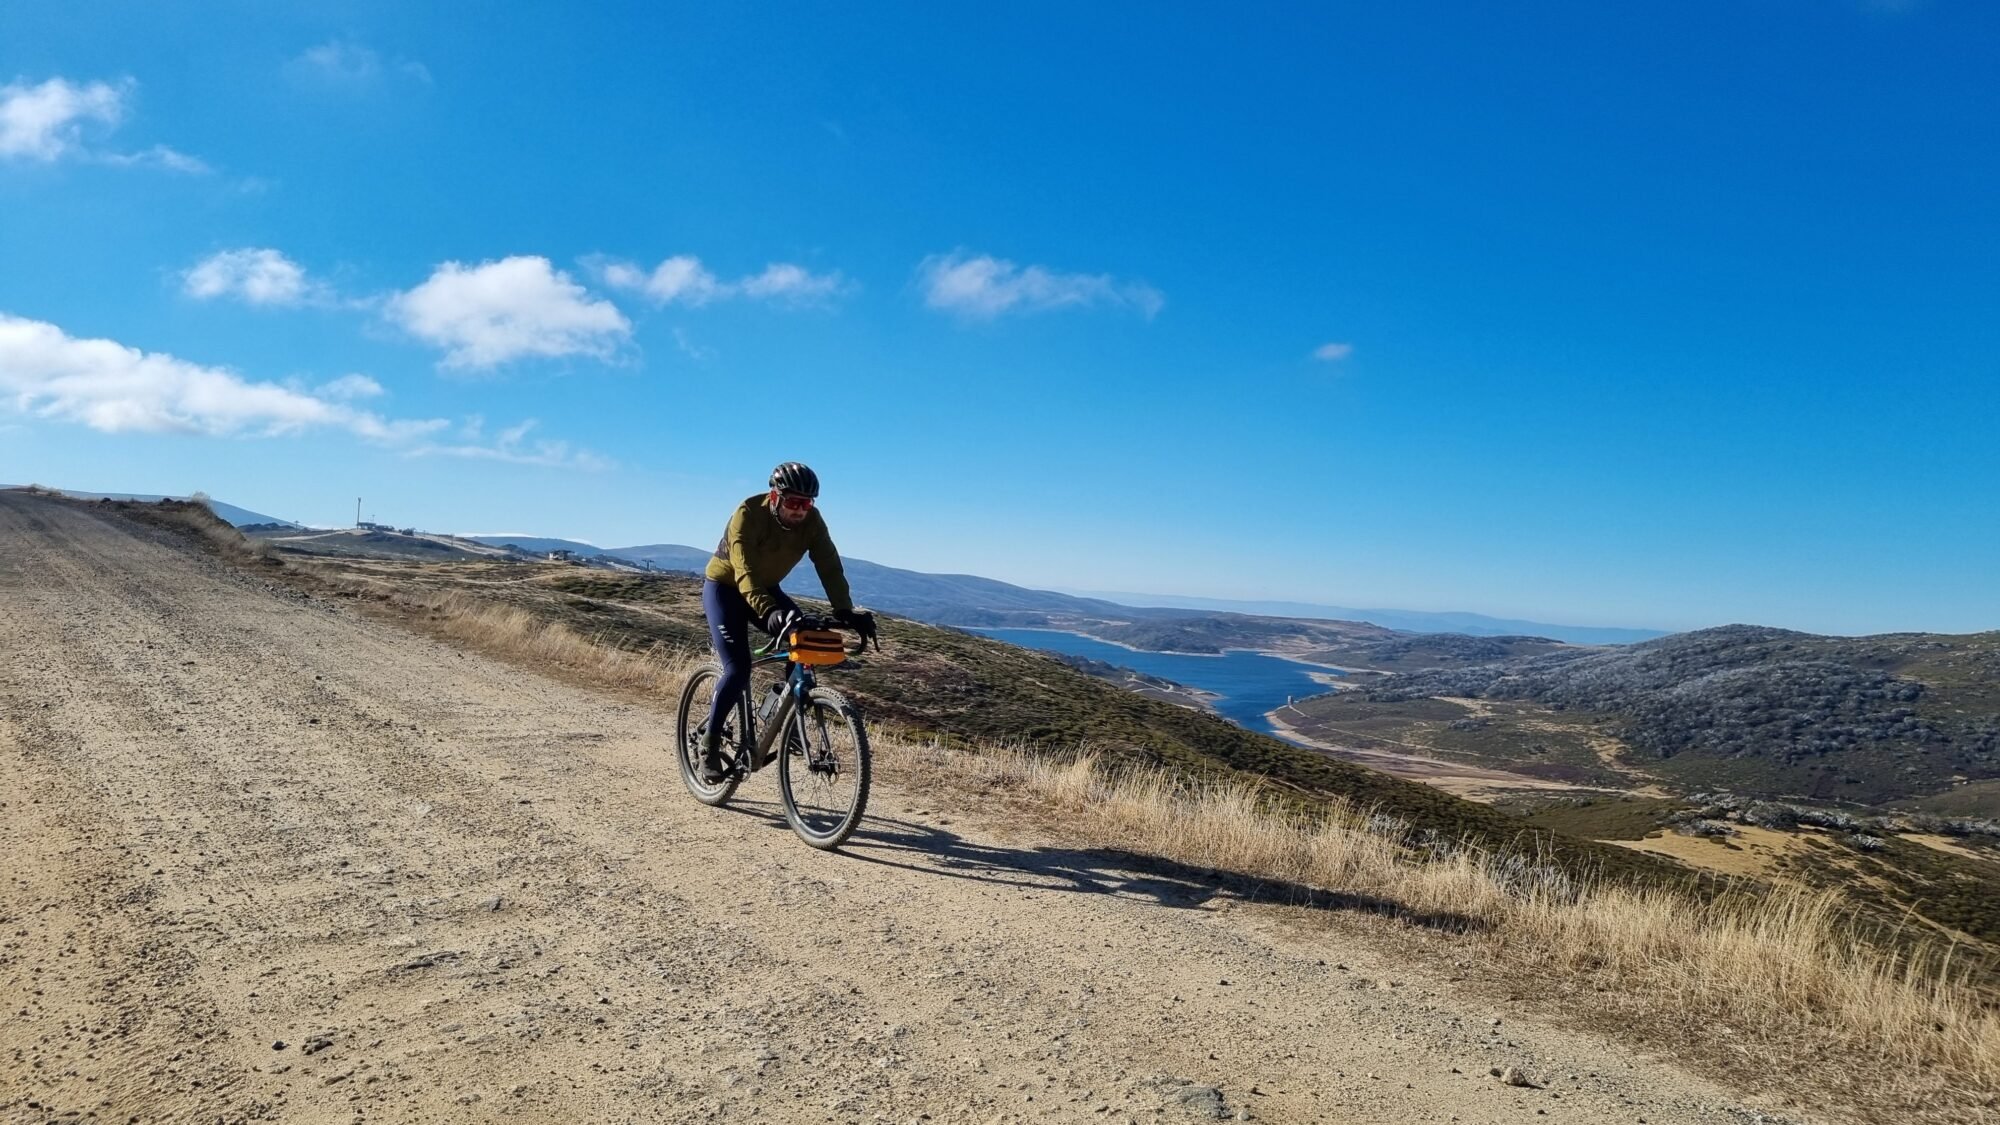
704, 493, 854, 619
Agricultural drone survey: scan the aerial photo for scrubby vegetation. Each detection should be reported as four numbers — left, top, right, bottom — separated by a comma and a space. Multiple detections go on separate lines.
1042, 651, 1217, 709
1358, 625, 2000, 806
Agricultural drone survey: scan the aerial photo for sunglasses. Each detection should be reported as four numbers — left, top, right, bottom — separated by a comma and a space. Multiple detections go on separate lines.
776, 493, 815, 512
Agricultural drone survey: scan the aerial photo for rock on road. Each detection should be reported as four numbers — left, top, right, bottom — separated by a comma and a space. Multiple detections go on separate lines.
0, 492, 1787, 1124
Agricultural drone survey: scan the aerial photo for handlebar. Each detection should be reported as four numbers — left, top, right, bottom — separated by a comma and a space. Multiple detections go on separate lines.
764, 610, 881, 656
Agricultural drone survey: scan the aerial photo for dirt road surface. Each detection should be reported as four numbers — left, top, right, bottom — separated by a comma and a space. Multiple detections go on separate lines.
1, 493, 1799, 1124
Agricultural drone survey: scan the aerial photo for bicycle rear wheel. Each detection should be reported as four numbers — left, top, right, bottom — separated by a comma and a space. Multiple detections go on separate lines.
777, 686, 871, 849
674, 662, 742, 805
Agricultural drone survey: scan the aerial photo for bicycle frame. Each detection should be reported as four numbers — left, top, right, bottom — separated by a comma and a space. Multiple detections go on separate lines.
734, 643, 820, 774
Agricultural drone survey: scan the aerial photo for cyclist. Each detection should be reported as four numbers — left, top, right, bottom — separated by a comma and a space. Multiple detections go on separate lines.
698, 461, 876, 782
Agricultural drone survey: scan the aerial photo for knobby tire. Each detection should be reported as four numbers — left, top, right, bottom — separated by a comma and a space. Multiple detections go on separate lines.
674, 662, 742, 806
777, 686, 871, 850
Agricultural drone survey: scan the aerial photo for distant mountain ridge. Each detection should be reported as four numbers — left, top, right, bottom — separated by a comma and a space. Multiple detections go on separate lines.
462, 536, 1652, 645
466, 537, 1163, 620
461, 535, 607, 556
1064, 589, 1665, 646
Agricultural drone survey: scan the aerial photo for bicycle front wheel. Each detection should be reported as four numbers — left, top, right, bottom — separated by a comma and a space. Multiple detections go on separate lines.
674, 662, 742, 806
777, 686, 871, 849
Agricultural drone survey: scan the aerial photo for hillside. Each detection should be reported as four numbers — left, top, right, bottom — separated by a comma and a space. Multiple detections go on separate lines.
1314, 624, 2000, 809
21, 490, 1970, 1125
258, 526, 515, 562
1278, 626, 2000, 945
181, 501, 2000, 950
30, 499, 1688, 895
604, 542, 714, 571
259, 561, 1683, 893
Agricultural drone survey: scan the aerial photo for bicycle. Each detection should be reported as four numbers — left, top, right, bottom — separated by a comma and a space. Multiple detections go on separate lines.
674, 612, 875, 850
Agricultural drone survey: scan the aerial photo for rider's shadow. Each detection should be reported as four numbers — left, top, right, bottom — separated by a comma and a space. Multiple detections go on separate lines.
717, 799, 1483, 934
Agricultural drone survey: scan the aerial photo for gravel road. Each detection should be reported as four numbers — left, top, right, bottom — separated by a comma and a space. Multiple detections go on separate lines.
0, 492, 1804, 1124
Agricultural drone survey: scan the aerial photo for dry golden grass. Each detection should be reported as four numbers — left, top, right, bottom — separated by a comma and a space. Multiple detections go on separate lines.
875, 739, 2000, 1122
277, 555, 702, 699
400, 589, 702, 697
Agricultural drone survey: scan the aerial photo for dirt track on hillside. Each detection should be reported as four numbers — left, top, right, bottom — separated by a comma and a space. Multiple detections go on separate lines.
0, 492, 1804, 1124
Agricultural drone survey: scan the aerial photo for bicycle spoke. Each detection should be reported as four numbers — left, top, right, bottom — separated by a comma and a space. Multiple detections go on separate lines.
674, 663, 742, 805
777, 688, 870, 849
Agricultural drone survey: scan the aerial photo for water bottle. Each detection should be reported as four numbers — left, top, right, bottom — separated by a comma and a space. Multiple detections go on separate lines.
758, 682, 783, 722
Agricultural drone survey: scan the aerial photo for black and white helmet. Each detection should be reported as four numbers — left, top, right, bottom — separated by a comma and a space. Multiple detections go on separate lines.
769, 461, 820, 498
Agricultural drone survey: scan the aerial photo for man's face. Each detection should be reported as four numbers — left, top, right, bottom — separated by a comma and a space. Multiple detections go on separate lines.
771, 488, 814, 528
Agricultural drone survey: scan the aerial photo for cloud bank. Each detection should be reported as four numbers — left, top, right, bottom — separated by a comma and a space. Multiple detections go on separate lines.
918, 252, 1164, 321
388, 256, 630, 370
0, 312, 426, 439
0, 313, 603, 469
1313, 342, 1354, 362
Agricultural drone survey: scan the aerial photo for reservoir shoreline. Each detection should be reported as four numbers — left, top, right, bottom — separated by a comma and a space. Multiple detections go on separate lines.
967, 626, 1340, 738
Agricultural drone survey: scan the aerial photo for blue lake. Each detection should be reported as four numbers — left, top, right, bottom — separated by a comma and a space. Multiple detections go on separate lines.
969, 628, 1337, 737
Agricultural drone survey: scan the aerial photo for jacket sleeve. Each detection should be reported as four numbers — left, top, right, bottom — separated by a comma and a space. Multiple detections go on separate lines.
727, 508, 780, 619
808, 520, 854, 615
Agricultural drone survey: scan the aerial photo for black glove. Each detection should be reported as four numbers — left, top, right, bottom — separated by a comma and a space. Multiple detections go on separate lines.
838, 609, 878, 646
763, 609, 794, 637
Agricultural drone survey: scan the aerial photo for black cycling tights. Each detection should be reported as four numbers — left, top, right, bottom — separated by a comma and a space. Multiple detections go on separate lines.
701, 578, 800, 740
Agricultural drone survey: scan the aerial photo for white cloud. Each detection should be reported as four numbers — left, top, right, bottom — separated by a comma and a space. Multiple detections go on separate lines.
597, 254, 846, 307
0, 312, 425, 439
317, 373, 384, 400
387, 256, 631, 370
598, 260, 651, 293
0, 76, 207, 172
0, 313, 604, 470
672, 327, 717, 362
917, 251, 1164, 321
291, 40, 432, 88
411, 418, 611, 471
0, 77, 126, 161
184, 248, 321, 306
100, 144, 210, 174
739, 262, 844, 302
622, 255, 725, 305
1313, 342, 1354, 362
300, 41, 379, 82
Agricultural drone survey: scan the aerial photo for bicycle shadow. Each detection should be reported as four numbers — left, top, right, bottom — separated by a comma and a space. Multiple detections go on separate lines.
715, 798, 1483, 934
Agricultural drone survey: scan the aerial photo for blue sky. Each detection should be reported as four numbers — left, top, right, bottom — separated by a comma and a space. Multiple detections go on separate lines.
3, 2, 1995, 636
